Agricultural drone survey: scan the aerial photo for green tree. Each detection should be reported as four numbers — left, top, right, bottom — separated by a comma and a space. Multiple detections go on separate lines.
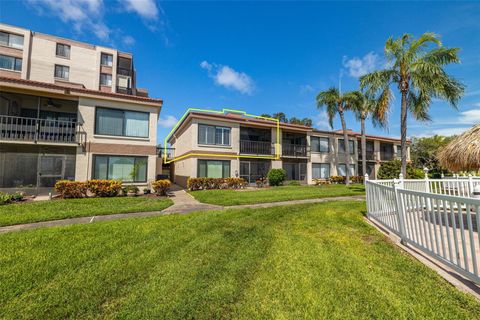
360, 32, 464, 177
411, 135, 455, 177
351, 92, 388, 177
272, 112, 288, 123
377, 160, 424, 179
316, 87, 362, 184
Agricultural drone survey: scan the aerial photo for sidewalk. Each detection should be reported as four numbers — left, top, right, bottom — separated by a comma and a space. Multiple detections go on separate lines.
0, 186, 365, 234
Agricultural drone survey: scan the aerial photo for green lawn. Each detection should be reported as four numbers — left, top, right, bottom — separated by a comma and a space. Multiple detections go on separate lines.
0, 197, 173, 227
1, 201, 478, 319
190, 184, 365, 205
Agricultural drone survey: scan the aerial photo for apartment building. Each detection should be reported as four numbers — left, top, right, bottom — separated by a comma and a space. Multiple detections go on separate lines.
164, 110, 410, 187
0, 23, 162, 193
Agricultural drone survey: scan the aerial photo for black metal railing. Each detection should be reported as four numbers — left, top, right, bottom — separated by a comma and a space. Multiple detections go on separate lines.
117, 68, 133, 77
116, 86, 133, 95
240, 140, 274, 155
0, 115, 84, 144
282, 143, 308, 157
158, 147, 175, 159
358, 151, 375, 161
380, 152, 394, 161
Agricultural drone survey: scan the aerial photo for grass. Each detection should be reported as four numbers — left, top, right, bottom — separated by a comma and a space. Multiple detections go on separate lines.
1, 201, 478, 319
0, 197, 173, 227
190, 184, 365, 205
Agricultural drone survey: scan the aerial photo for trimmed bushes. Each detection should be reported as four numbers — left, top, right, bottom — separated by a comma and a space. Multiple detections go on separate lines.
0, 191, 25, 205
267, 169, 286, 186
86, 180, 123, 197
187, 178, 247, 191
152, 179, 171, 196
55, 181, 88, 198
328, 175, 364, 184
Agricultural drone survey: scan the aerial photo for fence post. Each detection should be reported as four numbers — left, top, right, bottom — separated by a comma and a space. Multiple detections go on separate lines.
398, 173, 404, 189
393, 179, 407, 244
468, 174, 474, 196
364, 174, 370, 218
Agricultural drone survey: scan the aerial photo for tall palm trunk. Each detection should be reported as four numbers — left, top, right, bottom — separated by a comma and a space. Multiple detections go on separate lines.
400, 91, 408, 177
339, 110, 350, 185
360, 115, 367, 178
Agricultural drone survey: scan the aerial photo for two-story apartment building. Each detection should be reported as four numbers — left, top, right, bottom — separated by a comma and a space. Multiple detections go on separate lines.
165, 110, 410, 187
0, 24, 162, 194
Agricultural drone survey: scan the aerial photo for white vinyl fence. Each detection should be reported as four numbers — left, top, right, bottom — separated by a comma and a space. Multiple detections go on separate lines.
365, 174, 480, 284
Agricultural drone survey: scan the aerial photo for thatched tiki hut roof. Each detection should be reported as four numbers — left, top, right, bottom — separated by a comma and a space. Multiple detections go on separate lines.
438, 124, 480, 172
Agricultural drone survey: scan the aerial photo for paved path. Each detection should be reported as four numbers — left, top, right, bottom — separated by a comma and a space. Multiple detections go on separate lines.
0, 186, 365, 234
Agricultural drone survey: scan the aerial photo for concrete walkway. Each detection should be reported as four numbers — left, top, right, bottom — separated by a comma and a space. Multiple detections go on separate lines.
0, 186, 365, 234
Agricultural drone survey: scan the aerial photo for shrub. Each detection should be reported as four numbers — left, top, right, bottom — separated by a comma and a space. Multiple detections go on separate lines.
124, 185, 139, 195
11, 192, 25, 201
351, 175, 365, 184
377, 160, 425, 179
187, 178, 247, 191
55, 180, 87, 198
152, 179, 171, 196
0, 192, 12, 205
255, 178, 267, 188
329, 176, 346, 184
313, 179, 331, 186
267, 169, 286, 186
86, 180, 122, 197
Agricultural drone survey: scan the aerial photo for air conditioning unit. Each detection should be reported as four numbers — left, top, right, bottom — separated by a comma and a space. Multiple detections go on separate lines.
117, 75, 131, 88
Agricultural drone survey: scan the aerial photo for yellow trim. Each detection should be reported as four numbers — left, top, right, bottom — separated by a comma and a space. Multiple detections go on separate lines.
163, 108, 281, 164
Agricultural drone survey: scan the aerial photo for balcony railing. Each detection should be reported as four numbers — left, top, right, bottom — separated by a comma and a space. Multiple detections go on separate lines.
358, 151, 375, 161
240, 140, 274, 155
380, 152, 394, 161
158, 147, 175, 159
117, 68, 133, 77
116, 86, 133, 95
0, 115, 85, 144
282, 143, 308, 157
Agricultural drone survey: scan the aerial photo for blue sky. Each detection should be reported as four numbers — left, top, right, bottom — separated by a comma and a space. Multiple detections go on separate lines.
1, 1, 479, 143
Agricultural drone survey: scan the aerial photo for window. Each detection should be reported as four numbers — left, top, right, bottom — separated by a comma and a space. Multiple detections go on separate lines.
198, 160, 230, 178
93, 155, 147, 182
0, 32, 24, 49
56, 43, 70, 58
0, 54, 22, 71
337, 164, 355, 176
283, 162, 307, 181
54, 65, 69, 80
101, 53, 113, 66
198, 124, 231, 146
312, 163, 330, 179
396, 145, 402, 158
100, 73, 112, 86
338, 139, 355, 154
311, 137, 329, 152
95, 107, 149, 138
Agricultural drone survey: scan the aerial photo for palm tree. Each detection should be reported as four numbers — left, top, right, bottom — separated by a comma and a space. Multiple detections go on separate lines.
360, 32, 464, 176
316, 88, 362, 184
351, 92, 388, 178
272, 112, 288, 123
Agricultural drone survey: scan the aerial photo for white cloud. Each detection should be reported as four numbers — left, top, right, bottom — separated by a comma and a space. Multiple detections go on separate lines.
342, 52, 379, 78
458, 109, 480, 124
415, 127, 470, 138
158, 115, 178, 128
122, 35, 136, 47
27, 0, 110, 40
200, 61, 254, 95
124, 0, 159, 20
313, 111, 331, 130
300, 84, 314, 94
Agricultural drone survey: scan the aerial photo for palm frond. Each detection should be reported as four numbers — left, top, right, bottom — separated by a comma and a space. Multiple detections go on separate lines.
360, 69, 396, 95
406, 32, 441, 61
420, 47, 460, 66
316, 87, 340, 129
373, 87, 392, 128
407, 90, 432, 122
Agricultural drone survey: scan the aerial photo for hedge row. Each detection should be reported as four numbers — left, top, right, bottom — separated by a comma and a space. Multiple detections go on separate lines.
328, 175, 365, 184
55, 179, 171, 198
187, 178, 247, 191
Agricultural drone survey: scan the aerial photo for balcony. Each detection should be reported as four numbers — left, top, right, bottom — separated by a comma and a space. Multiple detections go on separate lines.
158, 147, 175, 160
117, 68, 133, 77
358, 151, 375, 161
0, 115, 85, 144
240, 140, 274, 155
380, 152, 394, 161
116, 86, 133, 95
282, 143, 308, 157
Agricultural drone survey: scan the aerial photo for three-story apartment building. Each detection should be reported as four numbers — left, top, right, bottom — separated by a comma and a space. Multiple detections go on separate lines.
165, 110, 410, 187
0, 23, 163, 194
